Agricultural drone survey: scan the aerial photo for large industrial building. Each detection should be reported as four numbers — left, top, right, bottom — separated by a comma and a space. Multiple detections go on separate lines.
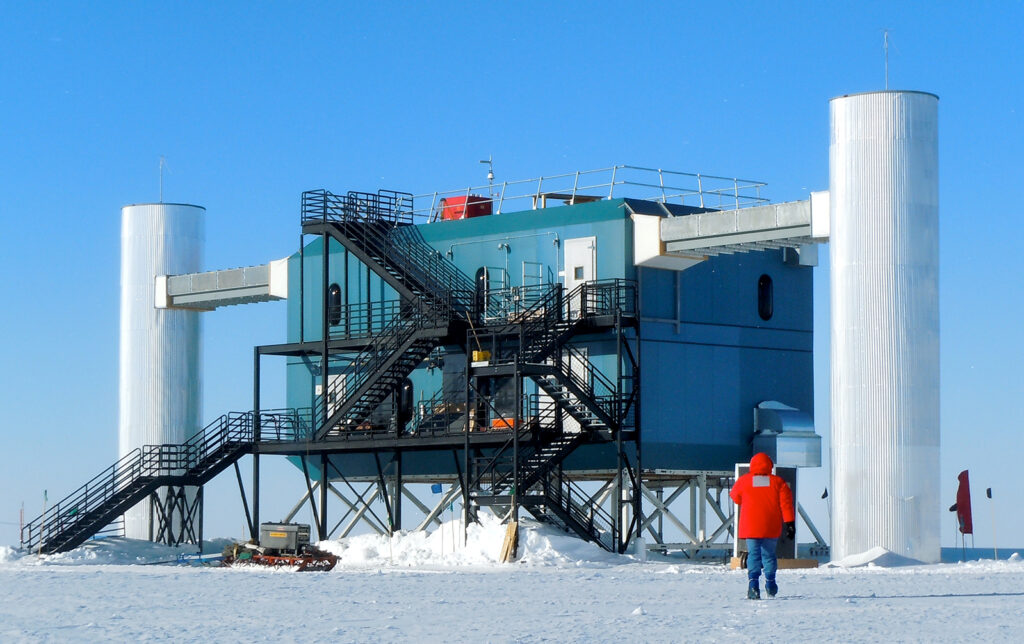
21, 90, 940, 563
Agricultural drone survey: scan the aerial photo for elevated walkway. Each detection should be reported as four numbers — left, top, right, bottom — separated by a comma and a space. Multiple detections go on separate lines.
156, 259, 289, 310
632, 191, 830, 269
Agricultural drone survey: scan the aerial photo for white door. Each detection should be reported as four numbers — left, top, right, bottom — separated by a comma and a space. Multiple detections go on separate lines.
563, 236, 596, 318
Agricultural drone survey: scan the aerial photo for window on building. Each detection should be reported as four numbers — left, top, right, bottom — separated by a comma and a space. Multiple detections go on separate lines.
328, 283, 342, 326
758, 274, 773, 321
475, 267, 490, 318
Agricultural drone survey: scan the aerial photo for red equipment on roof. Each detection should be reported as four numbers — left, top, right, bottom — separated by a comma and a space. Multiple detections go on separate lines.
440, 195, 492, 221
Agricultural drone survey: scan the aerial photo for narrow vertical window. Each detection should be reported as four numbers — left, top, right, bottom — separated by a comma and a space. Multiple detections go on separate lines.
474, 267, 489, 318
758, 274, 773, 321
328, 283, 342, 326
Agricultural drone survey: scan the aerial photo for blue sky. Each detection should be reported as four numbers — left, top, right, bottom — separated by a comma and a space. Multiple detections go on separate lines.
1, 3, 1021, 550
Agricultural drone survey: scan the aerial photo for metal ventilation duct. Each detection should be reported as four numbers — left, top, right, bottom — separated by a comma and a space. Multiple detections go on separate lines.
119, 203, 204, 539
829, 91, 940, 563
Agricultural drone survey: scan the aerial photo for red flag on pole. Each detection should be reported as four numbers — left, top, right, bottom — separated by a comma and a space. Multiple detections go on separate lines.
956, 470, 973, 535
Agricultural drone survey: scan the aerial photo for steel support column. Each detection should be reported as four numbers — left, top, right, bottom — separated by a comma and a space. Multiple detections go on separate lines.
319, 453, 328, 538
252, 347, 261, 540
393, 452, 403, 531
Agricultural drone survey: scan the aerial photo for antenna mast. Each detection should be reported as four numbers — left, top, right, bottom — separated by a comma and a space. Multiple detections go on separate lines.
883, 29, 890, 90
159, 156, 167, 203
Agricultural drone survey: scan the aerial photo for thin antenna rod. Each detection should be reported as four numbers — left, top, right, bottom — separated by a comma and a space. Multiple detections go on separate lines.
883, 29, 890, 90
159, 156, 167, 203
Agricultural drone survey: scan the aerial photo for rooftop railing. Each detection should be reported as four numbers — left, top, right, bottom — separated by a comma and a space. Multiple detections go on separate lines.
413, 165, 767, 222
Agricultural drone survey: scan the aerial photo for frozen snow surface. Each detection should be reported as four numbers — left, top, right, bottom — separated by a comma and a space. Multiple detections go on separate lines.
3, 517, 1023, 643
828, 546, 926, 568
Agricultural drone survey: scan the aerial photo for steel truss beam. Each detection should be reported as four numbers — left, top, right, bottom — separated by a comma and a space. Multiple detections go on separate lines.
636, 473, 828, 555
280, 476, 465, 541
149, 485, 203, 547
638, 473, 734, 554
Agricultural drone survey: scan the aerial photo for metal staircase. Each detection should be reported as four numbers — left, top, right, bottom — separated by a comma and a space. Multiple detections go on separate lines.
301, 189, 479, 314
522, 471, 617, 550
302, 189, 491, 439
314, 305, 449, 439
470, 424, 616, 550
22, 185, 639, 556
466, 280, 638, 551
531, 344, 623, 433
20, 411, 306, 554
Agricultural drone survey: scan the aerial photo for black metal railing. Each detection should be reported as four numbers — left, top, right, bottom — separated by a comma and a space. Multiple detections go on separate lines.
301, 189, 414, 226
470, 414, 581, 499
467, 280, 634, 504
302, 188, 491, 439
302, 189, 480, 317
328, 300, 405, 340
469, 423, 535, 494
259, 408, 316, 442
313, 302, 450, 437
20, 449, 146, 553
470, 282, 566, 364
479, 283, 557, 323
579, 279, 638, 318
559, 344, 624, 425
408, 390, 465, 436
20, 408, 315, 553
544, 470, 616, 548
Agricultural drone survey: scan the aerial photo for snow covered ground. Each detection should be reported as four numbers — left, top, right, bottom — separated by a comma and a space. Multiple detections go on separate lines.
3, 516, 1023, 643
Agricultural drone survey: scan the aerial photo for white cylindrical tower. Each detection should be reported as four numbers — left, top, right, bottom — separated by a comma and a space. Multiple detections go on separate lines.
829, 91, 940, 563
119, 203, 204, 539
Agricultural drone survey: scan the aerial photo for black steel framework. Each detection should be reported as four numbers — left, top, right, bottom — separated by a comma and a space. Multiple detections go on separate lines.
149, 485, 203, 547
22, 188, 643, 555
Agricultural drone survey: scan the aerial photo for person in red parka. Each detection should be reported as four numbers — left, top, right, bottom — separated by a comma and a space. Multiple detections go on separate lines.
729, 452, 795, 599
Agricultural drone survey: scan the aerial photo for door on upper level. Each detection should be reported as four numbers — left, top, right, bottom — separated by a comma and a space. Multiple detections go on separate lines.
563, 236, 595, 318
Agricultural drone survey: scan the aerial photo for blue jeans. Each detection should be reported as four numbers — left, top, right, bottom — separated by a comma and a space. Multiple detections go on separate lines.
746, 538, 778, 584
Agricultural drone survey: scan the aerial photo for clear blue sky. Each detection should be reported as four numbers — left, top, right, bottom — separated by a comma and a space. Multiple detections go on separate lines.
2, 2, 1021, 550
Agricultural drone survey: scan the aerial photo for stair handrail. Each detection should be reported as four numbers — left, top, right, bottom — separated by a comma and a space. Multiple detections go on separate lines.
546, 469, 616, 544
314, 299, 457, 435
468, 422, 537, 494
303, 188, 479, 317
473, 417, 582, 497
20, 448, 144, 551
559, 344, 622, 423
20, 411, 262, 552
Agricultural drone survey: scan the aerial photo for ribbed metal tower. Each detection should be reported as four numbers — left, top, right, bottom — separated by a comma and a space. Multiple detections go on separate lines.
119, 203, 204, 540
829, 91, 940, 563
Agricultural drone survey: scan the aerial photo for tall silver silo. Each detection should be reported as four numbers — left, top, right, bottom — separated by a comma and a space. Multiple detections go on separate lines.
829, 91, 940, 563
119, 203, 204, 539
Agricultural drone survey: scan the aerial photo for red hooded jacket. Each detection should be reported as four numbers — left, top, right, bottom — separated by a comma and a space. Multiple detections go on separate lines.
729, 453, 795, 539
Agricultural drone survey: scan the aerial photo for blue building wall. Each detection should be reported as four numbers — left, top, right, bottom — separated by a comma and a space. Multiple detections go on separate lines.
638, 252, 814, 470
284, 198, 813, 475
